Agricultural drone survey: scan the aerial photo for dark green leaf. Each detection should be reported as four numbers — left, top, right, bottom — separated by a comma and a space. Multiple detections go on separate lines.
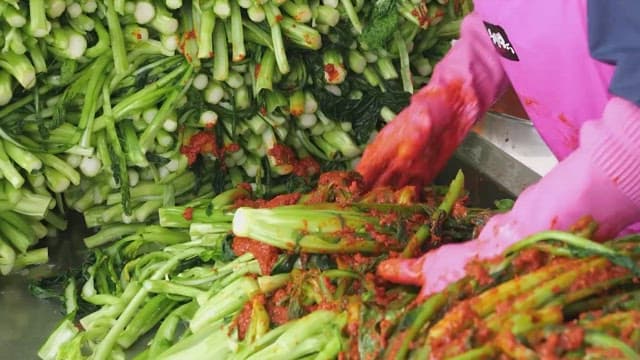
304, 254, 336, 271
271, 254, 299, 275
59, 59, 78, 84
220, 235, 237, 262
360, 0, 400, 50
145, 153, 171, 167
301, 50, 410, 144
211, 161, 227, 195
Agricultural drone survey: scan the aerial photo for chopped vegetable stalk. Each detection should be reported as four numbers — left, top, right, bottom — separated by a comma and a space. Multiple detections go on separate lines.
394, 31, 413, 93
105, 0, 129, 73
0, 51, 36, 89
242, 310, 346, 360
3, 4, 26, 27
282, 1, 312, 23
92, 247, 204, 360
289, 89, 305, 116
78, 54, 112, 150
347, 49, 366, 74
190, 275, 260, 332
339, 0, 362, 33
0, 211, 38, 252
13, 247, 48, 271
157, 320, 233, 358
0, 237, 16, 275
134, 1, 156, 24
197, 7, 216, 59
264, 3, 290, 74
376, 56, 399, 80
212, 20, 229, 81
321, 129, 361, 158
117, 294, 178, 348
29, 0, 51, 37
233, 203, 428, 253
139, 68, 194, 153
213, 0, 231, 18
280, 17, 322, 50
230, 0, 246, 62
150, 3, 179, 35
323, 49, 346, 84
37, 316, 79, 360
0, 139, 24, 188
0, 71, 12, 105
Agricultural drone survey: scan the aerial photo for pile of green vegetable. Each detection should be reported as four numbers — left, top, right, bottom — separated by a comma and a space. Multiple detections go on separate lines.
7, 2, 639, 359
0, 0, 470, 276
35, 170, 492, 359
36, 171, 640, 359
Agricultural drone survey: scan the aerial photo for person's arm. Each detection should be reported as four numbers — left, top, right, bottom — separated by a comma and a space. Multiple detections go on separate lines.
378, 96, 640, 298
377, 3, 640, 298
426, 12, 509, 111
588, 0, 640, 105
356, 12, 508, 189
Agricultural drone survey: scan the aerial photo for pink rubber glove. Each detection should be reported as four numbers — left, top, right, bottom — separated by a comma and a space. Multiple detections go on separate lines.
356, 13, 508, 190
378, 97, 640, 298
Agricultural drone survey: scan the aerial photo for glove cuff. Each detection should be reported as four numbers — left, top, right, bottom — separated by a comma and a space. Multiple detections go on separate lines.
583, 97, 640, 206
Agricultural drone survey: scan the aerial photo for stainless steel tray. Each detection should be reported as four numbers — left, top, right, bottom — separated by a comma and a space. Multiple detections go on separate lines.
0, 113, 550, 358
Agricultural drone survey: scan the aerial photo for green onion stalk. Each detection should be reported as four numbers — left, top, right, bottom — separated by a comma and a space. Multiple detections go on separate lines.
392, 228, 640, 359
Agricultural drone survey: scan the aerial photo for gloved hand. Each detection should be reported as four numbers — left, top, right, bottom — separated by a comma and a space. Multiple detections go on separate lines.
378, 97, 640, 298
356, 13, 508, 190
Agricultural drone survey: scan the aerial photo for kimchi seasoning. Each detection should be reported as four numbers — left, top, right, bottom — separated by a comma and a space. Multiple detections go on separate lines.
361, 186, 422, 204
180, 130, 240, 166
561, 324, 585, 350
536, 333, 560, 359
266, 193, 301, 207
367, 209, 399, 227
234, 193, 301, 209
384, 330, 409, 359
293, 157, 321, 177
268, 144, 297, 166
237, 182, 253, 194
232, 237, 280, 275
266, 288, 290, 325
361, 187, 398, 204
366, 273, 403, 307
334, 253, 375, 270
178, 29, 197, 62
182, 207, 194, 221
451, 198, 468, 218
180, 131, 218, 165
318, 171, 364, 193
512, 248, 549, 274
429, 301, 484, 358
234, 301, 254, 340
569, 263, 629, 292
306, 300, 339, 313
464, 260, 493, 287
584, 347, 625, 358
364, 223, 400, 249
410, 3, 430, 27
303, 171, 365, 205
324, 64, 341, 83
267, 144, 321, 178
